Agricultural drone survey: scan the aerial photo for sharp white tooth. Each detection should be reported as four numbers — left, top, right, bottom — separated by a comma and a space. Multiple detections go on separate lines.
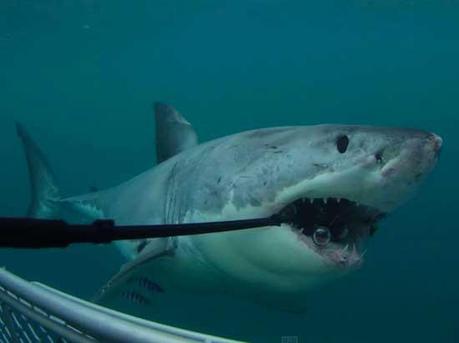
309, 198, 313, 203
336, 198, 341, 203
361, 249, 368, 258
343, 244, 349, 252
323, 198, 328, 204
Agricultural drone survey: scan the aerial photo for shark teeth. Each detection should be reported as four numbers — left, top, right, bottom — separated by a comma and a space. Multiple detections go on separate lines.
280, 197, 383, 261
279, 196, 380, 269
295, 197, 346, 204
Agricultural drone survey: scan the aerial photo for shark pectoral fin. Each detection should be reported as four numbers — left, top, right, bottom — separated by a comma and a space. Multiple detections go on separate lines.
94, 238, 174, 306
16, 123, 61, 218
154, 102, 198, 163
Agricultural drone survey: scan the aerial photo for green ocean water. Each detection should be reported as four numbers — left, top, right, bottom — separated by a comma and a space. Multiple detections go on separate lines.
0, 1, 458, 342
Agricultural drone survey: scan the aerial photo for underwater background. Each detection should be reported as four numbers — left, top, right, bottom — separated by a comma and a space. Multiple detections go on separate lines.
0, 1, 458, 342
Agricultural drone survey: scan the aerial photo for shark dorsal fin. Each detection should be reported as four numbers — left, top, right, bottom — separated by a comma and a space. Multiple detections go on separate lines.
154, 102, 198, 163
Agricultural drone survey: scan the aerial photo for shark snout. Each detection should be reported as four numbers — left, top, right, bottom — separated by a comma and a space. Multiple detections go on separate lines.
380, 131, 441, 184
403, 132, 443, 182
429, 133, 443, 158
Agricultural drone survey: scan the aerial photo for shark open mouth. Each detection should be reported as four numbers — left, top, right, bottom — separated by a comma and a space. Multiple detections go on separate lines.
278, 198, 386, 258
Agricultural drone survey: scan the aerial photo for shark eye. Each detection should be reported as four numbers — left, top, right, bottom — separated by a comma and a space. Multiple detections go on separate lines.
336, 135, 349, 153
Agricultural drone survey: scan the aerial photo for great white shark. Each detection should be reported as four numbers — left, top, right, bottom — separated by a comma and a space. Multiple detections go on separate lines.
16, 103, 442, 332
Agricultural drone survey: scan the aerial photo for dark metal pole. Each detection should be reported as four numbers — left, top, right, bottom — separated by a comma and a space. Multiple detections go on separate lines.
0, 215, 283, 249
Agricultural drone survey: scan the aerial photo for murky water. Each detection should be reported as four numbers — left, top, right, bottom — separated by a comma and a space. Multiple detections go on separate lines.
0, 1, 458, 342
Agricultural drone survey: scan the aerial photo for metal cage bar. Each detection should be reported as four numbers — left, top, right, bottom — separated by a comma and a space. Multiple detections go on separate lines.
0, 268, 241, 343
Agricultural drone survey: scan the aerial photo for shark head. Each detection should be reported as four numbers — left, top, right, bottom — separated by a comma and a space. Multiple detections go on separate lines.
186, 125, 442, 295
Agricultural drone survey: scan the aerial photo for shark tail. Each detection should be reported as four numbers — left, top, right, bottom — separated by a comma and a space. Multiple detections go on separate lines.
16, 123, 61, 218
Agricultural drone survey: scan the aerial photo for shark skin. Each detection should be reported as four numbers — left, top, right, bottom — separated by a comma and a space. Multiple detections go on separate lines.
16, 103, 442, 334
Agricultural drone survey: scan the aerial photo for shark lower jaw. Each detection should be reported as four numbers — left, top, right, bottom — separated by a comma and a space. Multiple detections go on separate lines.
276, 197, 385, 268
